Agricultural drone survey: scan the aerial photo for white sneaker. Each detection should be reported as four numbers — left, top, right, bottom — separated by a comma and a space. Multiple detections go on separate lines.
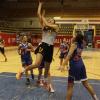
50, 88, 55, 93
49, 85, 55, 93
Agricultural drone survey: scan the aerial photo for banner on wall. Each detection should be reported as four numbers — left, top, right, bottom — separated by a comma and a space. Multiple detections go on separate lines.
94, 36, 100, 48
1, 32, 100, 48
0, 32, 100, 48
0, 32, 16, 46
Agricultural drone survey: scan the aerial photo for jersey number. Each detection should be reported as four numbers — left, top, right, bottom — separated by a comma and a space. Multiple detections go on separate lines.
39, 47, 43, 53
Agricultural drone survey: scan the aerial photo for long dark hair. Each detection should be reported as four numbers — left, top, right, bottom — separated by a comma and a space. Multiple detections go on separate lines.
74, 33, 84, 44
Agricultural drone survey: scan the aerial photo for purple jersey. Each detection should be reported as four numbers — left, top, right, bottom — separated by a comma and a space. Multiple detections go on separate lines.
20, 43, 31, 59
60, 42, 68, 53
68, 42, 87, 81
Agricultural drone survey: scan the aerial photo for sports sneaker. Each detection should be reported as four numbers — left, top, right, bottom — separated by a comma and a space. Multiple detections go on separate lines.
49, 88, 55, 93
49, 85, 55, 93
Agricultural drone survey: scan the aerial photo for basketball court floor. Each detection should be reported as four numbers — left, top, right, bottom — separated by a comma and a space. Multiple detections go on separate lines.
0, 47, 100, 100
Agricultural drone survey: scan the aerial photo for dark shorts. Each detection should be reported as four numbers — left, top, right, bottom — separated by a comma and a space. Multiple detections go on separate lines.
35, 42, 54, 63
21, 57, 33, 67
68, 59, 87, 82
0, 47, 5, 54
59, 52, 68, 59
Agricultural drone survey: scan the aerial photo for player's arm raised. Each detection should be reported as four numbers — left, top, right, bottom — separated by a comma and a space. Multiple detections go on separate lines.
37, 1, 44, 27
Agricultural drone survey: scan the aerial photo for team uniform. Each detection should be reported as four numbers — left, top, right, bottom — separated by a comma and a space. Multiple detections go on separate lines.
35, 26, 56, 63
59, 42, 69, 59
35, 42, 45, 69
18, 42, 34, 85
19, 43, 33, 67
39, 59, 45, 69
35, 26, 56, 87
0, 38, 5, 54
68, 42, 87, 82
19, 42, 34, 85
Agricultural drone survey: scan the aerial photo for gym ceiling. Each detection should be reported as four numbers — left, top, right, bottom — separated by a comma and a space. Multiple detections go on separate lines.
0, 0, 100, 18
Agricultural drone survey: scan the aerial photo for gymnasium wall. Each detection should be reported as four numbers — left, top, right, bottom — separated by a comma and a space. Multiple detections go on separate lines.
94, 36, 100, 48
0, 32, 73, 47
32, 34, 100, 48
0, 32, 16, 46
0, 32, 100, 48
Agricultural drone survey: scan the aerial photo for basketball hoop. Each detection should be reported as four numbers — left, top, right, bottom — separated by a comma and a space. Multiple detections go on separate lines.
75, 19, 89, 30
74, 19, 89, 35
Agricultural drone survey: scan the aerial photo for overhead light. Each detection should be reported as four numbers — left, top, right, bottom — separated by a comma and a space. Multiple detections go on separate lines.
53, 17, 61, 20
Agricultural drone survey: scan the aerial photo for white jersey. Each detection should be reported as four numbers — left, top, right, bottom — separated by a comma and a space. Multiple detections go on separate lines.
41, 27, 57, 45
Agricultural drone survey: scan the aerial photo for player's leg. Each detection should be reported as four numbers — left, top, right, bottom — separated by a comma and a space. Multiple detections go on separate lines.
16, 53, 43, 80
37, 68, 43, 86
30, 69, 34, 80
22, 60, 31, 85
25, 70, 31, 85
82, 80, 98, 100
44, 62, 54, 93
58, 53, 63, 70
59, 58, 63, 69
66, 76, 74, 100
1, 47, 7, 62
38, 68, 43, 81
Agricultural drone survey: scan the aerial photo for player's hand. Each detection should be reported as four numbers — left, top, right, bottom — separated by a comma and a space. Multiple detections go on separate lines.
26, 49, 31, 52
21, 48, 25, 51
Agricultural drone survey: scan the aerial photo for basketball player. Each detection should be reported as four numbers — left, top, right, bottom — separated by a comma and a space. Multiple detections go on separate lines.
62, 33, 98, 100
16, 1, 59, 92
18, 35, 34, 85
56, 38, 69, 71
0, 36, 7, 62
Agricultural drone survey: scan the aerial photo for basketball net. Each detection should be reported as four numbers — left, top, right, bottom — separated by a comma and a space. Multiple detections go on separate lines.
73, 19, 89, 36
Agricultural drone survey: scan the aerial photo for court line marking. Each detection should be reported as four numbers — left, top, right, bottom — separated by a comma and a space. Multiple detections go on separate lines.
87, 72, 100, 77
0, 74, 100, 85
